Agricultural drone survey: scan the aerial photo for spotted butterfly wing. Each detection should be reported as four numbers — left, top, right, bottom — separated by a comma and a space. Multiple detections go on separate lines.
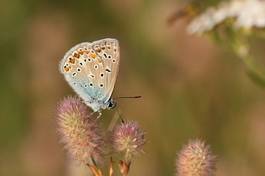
59, 38, 120, 112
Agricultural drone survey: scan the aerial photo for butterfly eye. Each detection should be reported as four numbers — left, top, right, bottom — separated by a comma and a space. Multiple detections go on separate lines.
108, 55, 112, 59
112, 59, 116, 63
89, 83, 93, 87
108, 100, 116, 109
77, 68, 81, 72
94, 65, 98, 69
100, 73, 104, 77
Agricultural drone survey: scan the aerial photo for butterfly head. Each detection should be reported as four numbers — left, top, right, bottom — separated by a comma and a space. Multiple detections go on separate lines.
107, 98, 117, 109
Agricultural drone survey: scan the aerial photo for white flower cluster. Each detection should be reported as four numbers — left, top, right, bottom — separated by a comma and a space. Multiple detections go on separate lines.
187, 0, 265, 34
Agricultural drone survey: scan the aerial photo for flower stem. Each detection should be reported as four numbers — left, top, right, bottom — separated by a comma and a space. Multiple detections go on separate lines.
108, 110, 122, 132
119, 160, 131, 176
87, 164, 103, 176
109, 157, 114, 176
233, 41, 265, 87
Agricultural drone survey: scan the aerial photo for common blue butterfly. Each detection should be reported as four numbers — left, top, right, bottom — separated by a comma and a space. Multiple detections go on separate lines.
59, 38, 120, 113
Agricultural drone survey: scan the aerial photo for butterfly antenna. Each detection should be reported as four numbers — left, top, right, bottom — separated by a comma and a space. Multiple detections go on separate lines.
116, 96, 142, 99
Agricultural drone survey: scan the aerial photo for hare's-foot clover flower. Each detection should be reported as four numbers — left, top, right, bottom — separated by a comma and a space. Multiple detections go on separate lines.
112, 121, 146, 162
176, 139, 217, 176
56, 96, 105, 165
112, 120, 146, 176
56, 97, 147, 176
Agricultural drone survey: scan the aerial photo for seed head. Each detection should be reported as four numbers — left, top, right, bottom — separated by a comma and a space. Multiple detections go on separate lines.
176, 139, 216, 176
112, 121, 146, 161
56, 96, 105, 165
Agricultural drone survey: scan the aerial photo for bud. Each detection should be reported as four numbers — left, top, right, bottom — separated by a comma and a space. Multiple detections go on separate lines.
56, 96, 104, 165
176, 139, 216, 176
112, 121, 146, 161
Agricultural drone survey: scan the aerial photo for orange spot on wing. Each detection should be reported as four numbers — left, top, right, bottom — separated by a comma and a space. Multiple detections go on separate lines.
68, 57, 75, 64
90, 53, 96, 59
73, 52, 80, 58
64, 66, 71, 72
78, 50, 84, 55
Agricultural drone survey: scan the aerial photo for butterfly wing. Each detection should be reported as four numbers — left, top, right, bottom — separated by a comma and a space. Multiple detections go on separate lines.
59, 38, 120, 111
91, 38, 120, 103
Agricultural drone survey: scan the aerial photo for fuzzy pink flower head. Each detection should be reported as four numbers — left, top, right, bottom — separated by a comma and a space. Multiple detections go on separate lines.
57, 96, 105, 165
176, 139, 216, 176
112, 121, 146, 161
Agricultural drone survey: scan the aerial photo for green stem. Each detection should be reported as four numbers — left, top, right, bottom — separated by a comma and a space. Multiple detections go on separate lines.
233, 42, 265, 87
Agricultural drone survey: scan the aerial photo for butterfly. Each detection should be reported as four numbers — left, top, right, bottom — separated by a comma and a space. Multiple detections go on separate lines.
59, 38, 120, 114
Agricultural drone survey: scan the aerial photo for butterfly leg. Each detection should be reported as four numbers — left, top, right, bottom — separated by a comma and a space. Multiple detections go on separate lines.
88, 110, 101, 119
88, 111, 96, 117
96, 111, 102, 119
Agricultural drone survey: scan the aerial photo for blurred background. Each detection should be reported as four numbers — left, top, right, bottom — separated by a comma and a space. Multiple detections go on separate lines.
1, 0, 265, 175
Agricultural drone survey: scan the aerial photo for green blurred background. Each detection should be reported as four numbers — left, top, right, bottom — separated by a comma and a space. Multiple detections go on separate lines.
1, 0, 265, 175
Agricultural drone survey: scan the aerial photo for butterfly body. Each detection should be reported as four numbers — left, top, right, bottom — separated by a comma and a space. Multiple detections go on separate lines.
60, 38, 120, 112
